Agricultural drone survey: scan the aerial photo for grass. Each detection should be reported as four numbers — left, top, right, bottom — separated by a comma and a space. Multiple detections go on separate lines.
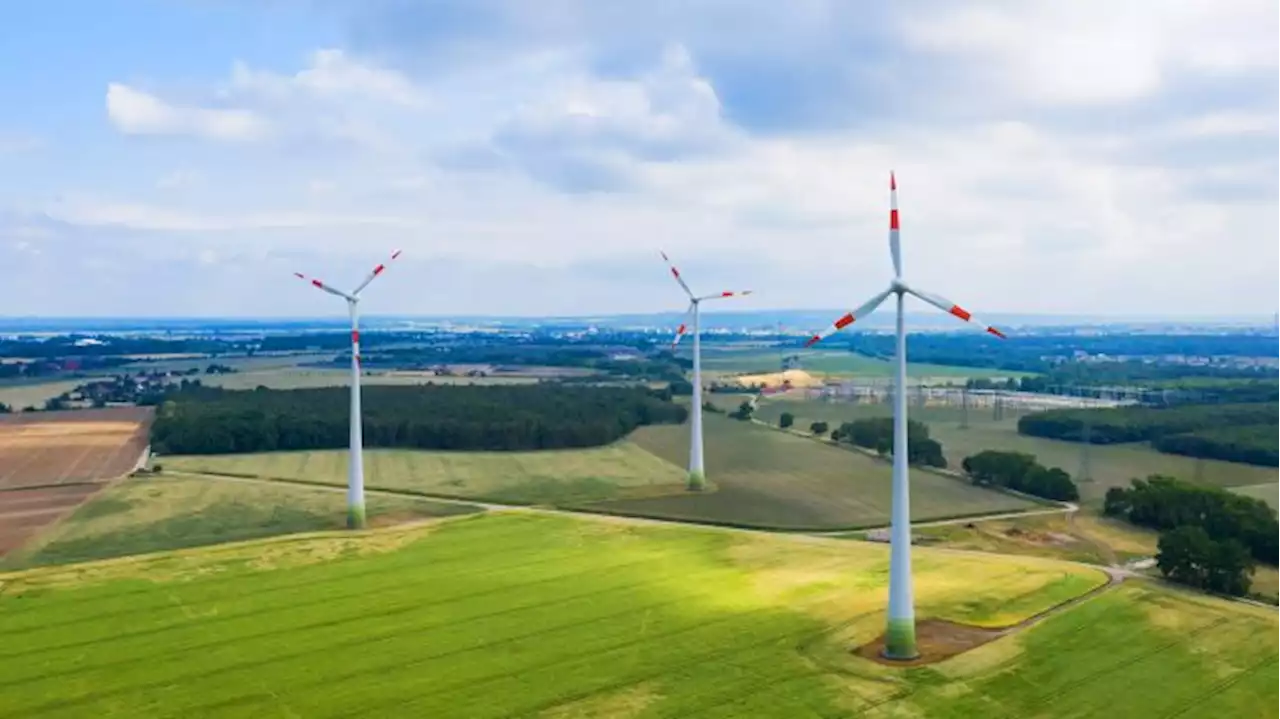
1231, 482, 1279, 509
0, 379, 103, 411
697, 347, 1036, 380
0, 475, 480, 570
751, 398, 1279, 505
0, 512, 1272, 718
164, 442, 689, 506
602, 414, 1037, 529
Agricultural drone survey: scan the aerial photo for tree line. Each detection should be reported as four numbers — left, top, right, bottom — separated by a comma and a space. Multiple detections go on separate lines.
1106, 475, 1278, 598
1017, 402, 1277, 467
960, 450, 1079, 502
151, 384, 687, 455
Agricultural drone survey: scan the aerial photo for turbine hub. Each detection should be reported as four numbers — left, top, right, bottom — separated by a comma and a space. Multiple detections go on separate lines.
890, 279, 908, 294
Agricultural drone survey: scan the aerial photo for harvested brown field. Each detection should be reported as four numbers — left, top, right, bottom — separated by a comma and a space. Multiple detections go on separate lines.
0, 407, 152, 490
0, 484, 102, 557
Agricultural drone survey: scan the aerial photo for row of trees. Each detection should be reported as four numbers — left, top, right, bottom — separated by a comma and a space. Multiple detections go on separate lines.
1152, 425, 1278, 467
1104, 475, 1277, 566
1157, 526, 1257, 597
1016, 402, 1278, 467
960, 450, 1079, 501
152, 384, 687, 455
833, 417, 946, 468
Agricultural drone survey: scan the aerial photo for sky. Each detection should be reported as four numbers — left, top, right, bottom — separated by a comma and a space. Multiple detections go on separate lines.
0, 0, 1277, 319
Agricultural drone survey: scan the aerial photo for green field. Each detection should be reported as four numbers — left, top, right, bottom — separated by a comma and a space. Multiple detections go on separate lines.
202, 367, 540, 391
1, 512, 1273, 717
165, 442, 689, 506
1, 475, 480, 570
751, 398, 1279, 505
166, 415, 1037, 530
602, 415, 1038, 529
0, 378, 106, 411
1231, 482, 1280, 509
698, 348, 1035, 381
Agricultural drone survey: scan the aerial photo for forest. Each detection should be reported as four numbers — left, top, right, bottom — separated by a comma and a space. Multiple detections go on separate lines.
1016, 402, 1278, 467
833, 417, 946, 468
151, 384, 687, 455
1105, 475, 1278, 566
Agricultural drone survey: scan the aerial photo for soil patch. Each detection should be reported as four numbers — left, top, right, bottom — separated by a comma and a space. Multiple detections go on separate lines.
854, 618, 1004, 667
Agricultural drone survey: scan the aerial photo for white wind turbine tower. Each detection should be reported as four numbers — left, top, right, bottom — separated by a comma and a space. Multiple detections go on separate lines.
294, 249, 402, 529
805, 174, 1007, 660
661, 251, 752, 491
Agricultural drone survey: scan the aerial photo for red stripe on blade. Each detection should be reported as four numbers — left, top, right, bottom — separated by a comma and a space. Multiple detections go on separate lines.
670, 268, 681, 278
987, 327, 1007, 339
352, 330, 360, 343
949, 305, 972, 321
721, 291, 734, 297
311, 280, 324, 289
372, 264, 385, 276
833, 313, 855, 330
676, 324, 686, 334
804, 335, 822, 347
889, 209, 899, 230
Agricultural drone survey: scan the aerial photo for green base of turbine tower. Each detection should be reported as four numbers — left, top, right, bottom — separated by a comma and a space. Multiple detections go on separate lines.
347, 505, 367, 530
686, 471, 707, 492
881, 618, 919, 661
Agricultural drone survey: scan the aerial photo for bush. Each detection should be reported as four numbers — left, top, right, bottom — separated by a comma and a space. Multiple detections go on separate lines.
779, 412, 794, 429
810, 421, 829, 435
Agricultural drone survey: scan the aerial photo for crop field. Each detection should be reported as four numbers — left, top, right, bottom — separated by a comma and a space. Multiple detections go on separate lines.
598, 415, 1037, 529
1, 474, 480, 570
164, 442, 689, 506
200, 367, 540, 391
751, 398, 1279, 504
1231, 482, 1279, 509
0, 407, 152, 490
0, 484, 103, 559
1, 512, 1274, 718
0, 378, 105, 412
697, 347, 1034, 381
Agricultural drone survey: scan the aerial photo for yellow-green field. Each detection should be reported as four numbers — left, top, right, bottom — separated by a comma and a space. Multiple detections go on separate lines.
168, 415, 1039, 530
599, 415, 1038, 529
164, 442, 688, 505
750, 397, 1279, 504
1, 475, 479, 570
0, 512, 1273, 717
1231, 482, 1280, 509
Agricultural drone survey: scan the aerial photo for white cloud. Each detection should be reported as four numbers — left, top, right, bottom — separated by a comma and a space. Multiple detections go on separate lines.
228, 49, 426, 108
899, 0, 1278, 106
21, 2, 1275, 316
106, 83, 269, 141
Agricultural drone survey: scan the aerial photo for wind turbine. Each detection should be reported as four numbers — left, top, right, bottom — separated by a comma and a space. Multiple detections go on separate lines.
293, 249, 402, 529
661, 251, 752, 491
804, 174, 1006, 660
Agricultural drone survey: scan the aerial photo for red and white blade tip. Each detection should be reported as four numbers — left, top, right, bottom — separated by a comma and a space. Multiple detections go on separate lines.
945, 303, 1006, 339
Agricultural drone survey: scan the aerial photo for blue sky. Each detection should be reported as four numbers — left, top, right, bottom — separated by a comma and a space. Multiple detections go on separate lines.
1, 0, 1276, 318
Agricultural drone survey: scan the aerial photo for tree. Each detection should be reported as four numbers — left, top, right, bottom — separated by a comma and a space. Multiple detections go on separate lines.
1157, 525, 1255, 597
730, 400, 754, 421
961, 450, 1077, 502
810, 421, 829, 435
779, 412, 794, 429
0, 401, 10, 414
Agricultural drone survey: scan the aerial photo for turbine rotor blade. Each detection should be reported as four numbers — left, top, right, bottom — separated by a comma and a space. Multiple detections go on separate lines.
889, 171, 902, 279
698, 290, 753, 301
659, 250, 696, 299
294, 271, 353, 301
670, 303, 695, 349
908, 287, 1007, 339
804, 287, 894, 347
352, 249, 403, 296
